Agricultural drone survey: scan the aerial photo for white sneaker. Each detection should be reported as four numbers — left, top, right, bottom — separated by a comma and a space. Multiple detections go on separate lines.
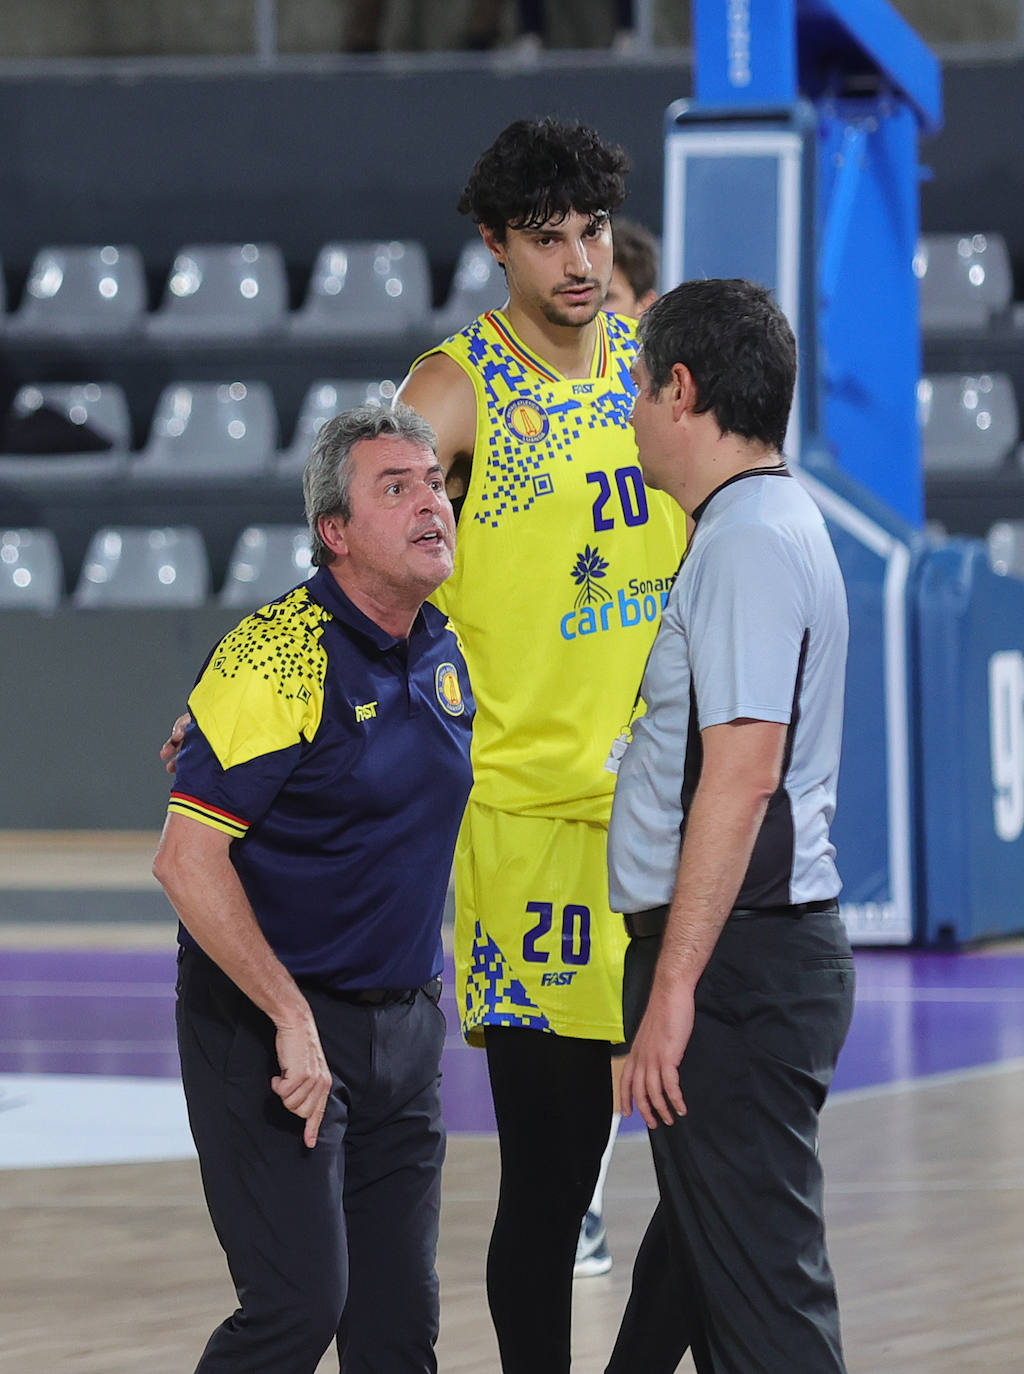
574, 1209, 613, 1278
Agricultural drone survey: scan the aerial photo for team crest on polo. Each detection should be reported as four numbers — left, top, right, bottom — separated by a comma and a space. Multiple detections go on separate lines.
435, 662, 465, 715
503, 398, 550, 442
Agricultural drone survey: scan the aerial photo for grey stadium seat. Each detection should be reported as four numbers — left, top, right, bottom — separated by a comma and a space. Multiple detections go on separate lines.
0, 528, 63, 610
6, 245, 146, 339
220, 525, 314, 608
277, 378, 398, 475
987, 522, 1024, 579
0, 383, 131, 483
915, 233, 1014, 333
132, 381, 278, 480
147, 243, 287, 339
433, 238, 507, 334
917, 373, 1019, 472
290, 241, 431, 338
73, 526, 210, 607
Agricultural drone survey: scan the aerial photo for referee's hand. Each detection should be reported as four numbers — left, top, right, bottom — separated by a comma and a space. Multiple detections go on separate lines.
619, 983, 693, 1129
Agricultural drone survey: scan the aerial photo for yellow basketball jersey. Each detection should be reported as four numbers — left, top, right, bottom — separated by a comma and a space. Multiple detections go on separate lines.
416, 309, 684, 823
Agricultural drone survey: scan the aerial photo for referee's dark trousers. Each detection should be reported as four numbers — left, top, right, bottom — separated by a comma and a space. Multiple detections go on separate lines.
176, 945, 447, 1374
607, 906, 855, 1374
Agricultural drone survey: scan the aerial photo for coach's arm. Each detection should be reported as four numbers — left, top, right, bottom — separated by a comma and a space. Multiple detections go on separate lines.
154, 813, 331, 1147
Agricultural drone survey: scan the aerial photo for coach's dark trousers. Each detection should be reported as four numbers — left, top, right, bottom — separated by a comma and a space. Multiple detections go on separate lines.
607, 908, 855, 1374
176, 945, 446, 1374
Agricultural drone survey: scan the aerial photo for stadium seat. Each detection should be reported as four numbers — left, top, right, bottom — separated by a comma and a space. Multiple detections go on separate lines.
987, 521, 1024, 579
290, 241, 431, 337
0, 528, 63, 610
6, 245, 146, 338
73, 526, 210, 607
915, 233, 1014, 332
0, 383, 131, 482
277, 378, 398, 474
220, 525, 313, 607
147, 243, 287, 339
433, 238, 507, 333
917, 373, 1020, 472
132, 381, 277, 480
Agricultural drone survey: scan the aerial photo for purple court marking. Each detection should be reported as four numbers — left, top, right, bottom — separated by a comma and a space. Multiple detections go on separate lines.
1, 946, 1022, 1133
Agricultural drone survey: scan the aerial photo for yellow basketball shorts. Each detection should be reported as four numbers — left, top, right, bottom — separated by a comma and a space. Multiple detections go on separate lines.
454, 801, 629, 1046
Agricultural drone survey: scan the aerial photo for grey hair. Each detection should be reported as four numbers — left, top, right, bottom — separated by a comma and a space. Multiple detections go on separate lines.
303, 402, 439, 566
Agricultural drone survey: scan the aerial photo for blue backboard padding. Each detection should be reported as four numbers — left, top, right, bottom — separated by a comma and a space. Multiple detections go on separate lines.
692, 0, 941, 134
682, 155, 780, 287
796, 0, 942, 134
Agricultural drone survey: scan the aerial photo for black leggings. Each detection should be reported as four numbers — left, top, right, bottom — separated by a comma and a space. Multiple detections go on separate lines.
484, 1026, 612, 1374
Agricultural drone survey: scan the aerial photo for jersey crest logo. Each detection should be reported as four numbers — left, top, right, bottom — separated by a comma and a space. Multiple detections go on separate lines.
503, 398, 550, 443
571, 545, 611, 606
435, 662, 465, 716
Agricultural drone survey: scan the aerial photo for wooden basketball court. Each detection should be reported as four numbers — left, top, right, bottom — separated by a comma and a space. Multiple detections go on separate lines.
1, 834, 1022, 1371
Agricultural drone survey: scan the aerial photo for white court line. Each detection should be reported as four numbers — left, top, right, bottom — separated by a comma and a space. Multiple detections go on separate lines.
0, 1073, 194, 1170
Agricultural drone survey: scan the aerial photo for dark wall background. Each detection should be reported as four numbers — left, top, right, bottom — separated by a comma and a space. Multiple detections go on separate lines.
0, 63, 686, 299
0, 58, 1020, 287
1, 54, 1022, 828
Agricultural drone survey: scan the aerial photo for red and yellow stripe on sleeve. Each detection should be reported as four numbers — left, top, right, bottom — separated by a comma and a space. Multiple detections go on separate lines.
168, 792, 249, 839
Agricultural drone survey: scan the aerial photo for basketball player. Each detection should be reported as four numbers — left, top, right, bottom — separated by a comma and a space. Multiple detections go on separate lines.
398, 117, 684, 1373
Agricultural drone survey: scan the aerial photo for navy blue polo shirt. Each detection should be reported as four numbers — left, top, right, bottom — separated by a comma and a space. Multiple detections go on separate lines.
168, 566, 474, 990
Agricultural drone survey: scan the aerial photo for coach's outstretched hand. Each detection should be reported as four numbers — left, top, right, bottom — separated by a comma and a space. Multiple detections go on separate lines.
160, 713, 191, 775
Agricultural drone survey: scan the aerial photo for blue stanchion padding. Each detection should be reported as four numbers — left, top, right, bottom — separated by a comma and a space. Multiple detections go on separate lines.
815, 102, 924, 527
800, 452, 921, 945
915, 544, 1024, 945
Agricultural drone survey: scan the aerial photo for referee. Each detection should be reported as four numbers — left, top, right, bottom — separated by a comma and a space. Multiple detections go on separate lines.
606, 279, 854, 1373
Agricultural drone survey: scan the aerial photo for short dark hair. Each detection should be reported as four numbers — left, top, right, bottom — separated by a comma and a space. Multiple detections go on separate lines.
612, 218, 659, 299
637, 279, 796, 453
457, 117, 629, 238
304, 402, 438, 566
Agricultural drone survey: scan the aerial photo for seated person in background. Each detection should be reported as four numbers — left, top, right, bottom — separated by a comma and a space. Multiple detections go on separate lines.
604, 217, 659, 319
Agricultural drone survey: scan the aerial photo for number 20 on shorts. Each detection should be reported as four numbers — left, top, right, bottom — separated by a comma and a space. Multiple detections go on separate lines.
523, 901, 591, 965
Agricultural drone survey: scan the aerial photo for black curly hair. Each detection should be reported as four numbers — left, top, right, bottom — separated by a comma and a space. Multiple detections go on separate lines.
457, 117, 630, 239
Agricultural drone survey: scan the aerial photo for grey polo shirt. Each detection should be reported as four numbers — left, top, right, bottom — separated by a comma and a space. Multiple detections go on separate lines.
607, 468, 848, 915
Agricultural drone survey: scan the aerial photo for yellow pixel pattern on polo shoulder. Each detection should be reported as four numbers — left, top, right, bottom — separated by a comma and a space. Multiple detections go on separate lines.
186, 587, 332, 772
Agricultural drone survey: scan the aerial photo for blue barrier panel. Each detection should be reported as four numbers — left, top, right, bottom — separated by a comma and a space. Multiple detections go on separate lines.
915, 544, 1024, 945
800, 455, 919, 944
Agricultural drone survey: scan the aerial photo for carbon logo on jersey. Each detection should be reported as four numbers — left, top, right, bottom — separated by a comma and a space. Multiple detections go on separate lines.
503, 398, 550, 442
560, 563, 675, 642
435, 662, 465, 716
